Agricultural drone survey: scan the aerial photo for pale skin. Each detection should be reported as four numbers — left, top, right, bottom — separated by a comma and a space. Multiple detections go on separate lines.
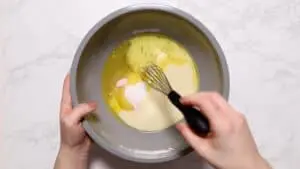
54, 75, 96, 169
54, 75, 272, 169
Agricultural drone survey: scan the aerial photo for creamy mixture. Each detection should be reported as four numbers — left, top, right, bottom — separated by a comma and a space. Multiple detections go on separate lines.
101, 33, 199, 131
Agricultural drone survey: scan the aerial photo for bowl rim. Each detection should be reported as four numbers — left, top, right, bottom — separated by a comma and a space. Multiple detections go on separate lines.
70, 3, 230, 163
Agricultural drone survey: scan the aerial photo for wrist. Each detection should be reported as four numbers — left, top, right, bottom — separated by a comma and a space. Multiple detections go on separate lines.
242, 155, 271, 169
252, 156, 271, 169
54, 145, 89, 169
220, 154, 271, 169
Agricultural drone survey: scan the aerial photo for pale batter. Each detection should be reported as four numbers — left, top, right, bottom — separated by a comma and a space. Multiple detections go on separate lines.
101, 33, 199, 131
118, 63, 198, 131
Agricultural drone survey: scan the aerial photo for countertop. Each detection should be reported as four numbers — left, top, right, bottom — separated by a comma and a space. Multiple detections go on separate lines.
1, 0, 300, 169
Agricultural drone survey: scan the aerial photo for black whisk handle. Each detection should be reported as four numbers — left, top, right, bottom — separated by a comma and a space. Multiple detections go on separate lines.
168, 90, 210, 137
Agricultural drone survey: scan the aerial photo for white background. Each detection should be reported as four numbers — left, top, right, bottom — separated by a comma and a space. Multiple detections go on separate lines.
1, 0, 300, 169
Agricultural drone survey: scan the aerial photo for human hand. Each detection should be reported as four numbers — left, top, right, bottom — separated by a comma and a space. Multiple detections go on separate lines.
176, 92, 271, 169
54, 74, 96, 169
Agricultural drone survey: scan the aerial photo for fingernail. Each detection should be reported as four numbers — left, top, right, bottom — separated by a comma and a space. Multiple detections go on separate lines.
176, 123, 184, 131
179, 98, 184, 102
88, 102, 97, 108
180, 98, 187, 104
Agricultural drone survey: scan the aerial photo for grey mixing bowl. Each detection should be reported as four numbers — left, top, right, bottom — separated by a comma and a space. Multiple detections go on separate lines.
70, 4, 229, 163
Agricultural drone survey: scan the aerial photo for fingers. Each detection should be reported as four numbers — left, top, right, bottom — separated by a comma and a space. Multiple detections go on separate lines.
180, 92, 218, 119
60, 74, 72, 114
60, 74, 97, 125
181, 92, 231, 116
68, 102, 97, 124
176, 123, 207, 154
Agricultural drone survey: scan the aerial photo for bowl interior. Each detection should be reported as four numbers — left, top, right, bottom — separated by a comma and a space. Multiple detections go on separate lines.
72, 7, 228, 163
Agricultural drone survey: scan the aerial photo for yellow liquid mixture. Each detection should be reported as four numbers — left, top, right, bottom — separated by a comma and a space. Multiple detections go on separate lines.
102, 33, 199, 131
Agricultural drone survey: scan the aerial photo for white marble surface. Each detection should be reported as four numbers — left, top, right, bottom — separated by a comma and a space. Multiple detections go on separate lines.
1, 0, 300, 168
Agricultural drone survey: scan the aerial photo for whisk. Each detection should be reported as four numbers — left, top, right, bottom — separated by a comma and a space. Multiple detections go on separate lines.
141, 64, 210, 137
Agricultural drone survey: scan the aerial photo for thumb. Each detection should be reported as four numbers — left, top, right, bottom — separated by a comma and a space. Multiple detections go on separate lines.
176, 123, 208, 155
69, 102, 97, 124
180, 93, 217, 120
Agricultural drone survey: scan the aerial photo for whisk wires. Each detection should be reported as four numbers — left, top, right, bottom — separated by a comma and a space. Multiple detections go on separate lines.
140, 64, 173, 95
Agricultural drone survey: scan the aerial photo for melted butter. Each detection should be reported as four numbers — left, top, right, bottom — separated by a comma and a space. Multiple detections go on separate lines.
101, 33, 199, 125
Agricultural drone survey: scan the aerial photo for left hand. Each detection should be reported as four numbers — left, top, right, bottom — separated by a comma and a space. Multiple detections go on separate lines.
54, 74, 96, 169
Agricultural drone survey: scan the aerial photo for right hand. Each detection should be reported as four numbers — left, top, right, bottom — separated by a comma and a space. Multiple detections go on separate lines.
176, 92, 271, 169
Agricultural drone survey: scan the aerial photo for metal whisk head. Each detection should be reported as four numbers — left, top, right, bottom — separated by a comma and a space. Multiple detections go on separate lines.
140, 64, 173, 95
